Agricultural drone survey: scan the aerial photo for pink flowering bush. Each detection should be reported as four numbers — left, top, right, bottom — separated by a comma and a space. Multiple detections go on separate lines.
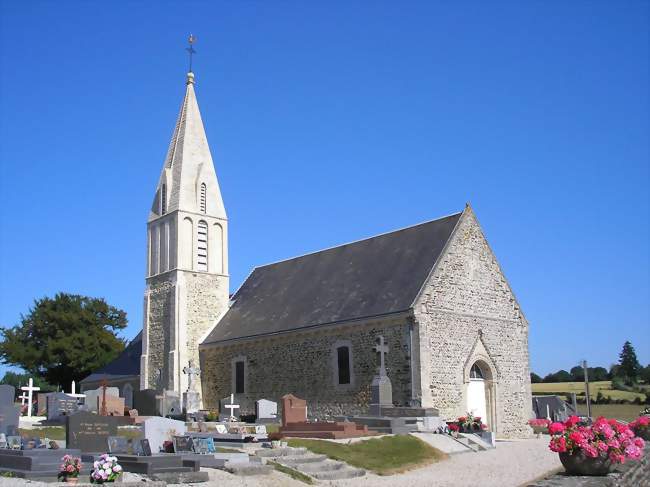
629, 415, 650, 440
57, 454, 82, 480
90, 454, 122, 484
548, 416, 645, 465
529, 418, 551, 433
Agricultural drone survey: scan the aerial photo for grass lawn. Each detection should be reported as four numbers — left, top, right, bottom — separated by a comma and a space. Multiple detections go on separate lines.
18, 427, 65, 440
287, 435, 447, 475
576, 404, 644, 422
531, 381, 645, 402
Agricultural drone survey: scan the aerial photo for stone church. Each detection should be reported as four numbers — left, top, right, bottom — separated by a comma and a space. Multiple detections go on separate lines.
82, 70, 533, 438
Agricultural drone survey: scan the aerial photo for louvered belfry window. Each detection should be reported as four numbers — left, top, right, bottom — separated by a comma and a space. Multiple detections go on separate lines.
197, 221, 208, 271
161, 184, 167, 215
200, 183, 207, 213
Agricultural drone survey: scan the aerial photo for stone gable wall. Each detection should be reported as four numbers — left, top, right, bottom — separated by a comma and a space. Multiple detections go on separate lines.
414, 209, 532, 438
199, 316, 412, 417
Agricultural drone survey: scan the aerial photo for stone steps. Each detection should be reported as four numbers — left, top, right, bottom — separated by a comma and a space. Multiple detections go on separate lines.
259, 445, 366, 481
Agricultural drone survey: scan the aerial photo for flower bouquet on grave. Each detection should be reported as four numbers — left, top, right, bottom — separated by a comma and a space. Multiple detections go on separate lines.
629, 415, 650, 441
548, 416, 645, 476
57, 455, 82, 484
90, 454, 122, 484
456, 412, 486, 433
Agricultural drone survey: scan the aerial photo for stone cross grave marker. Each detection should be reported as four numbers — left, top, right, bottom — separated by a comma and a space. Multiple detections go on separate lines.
20, 379, 40, 418
225, 393, 240, 421
373, 335, 389, 375
182, 360, 200, 392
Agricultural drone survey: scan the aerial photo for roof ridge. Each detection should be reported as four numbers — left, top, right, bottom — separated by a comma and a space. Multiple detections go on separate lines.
253, 210, 463, 270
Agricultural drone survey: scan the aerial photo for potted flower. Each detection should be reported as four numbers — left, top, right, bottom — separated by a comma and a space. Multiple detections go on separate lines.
456, 412, 487, 433
447, 423, 460, 437
90, 454, 122, 484
529, 418, 551, 435
57, 455, 82, 484
549, 416, 645, 476
629, 415, 650, 441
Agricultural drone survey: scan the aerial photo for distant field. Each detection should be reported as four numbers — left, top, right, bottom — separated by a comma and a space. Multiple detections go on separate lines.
531, 381, 645, 402
576, 404, 643, 422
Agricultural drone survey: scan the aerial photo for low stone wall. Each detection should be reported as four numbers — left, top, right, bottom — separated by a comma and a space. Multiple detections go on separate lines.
528, 446, 650, 486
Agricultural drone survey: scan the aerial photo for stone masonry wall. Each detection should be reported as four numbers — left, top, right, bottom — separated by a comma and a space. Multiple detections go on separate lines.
414, 208, 532, 438
199, 316, 412, 418
145, 274, 175, 389
182, 271, 229, 392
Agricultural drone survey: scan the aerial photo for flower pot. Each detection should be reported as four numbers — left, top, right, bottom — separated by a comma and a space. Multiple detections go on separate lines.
65, 477, 79, 484
559, 451, 614, 476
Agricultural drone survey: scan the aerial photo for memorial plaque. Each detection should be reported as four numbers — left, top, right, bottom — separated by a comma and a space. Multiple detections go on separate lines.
172, 435, 194, 453
194, 437, 211, 454
66, 411, 118, 452
47, 392, 79, 421
6, 435, 21, 449
140, 438, 152, 456
107, 436, 129, 454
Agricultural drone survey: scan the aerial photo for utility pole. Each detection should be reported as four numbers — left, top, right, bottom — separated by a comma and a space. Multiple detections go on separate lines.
582, 360, 592, 419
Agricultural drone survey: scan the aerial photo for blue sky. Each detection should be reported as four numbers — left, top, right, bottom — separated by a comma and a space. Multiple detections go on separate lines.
0, 1, 648, 380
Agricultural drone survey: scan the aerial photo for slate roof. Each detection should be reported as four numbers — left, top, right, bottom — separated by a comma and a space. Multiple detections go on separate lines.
80, 331, 142, 383
202, 211, 463, 345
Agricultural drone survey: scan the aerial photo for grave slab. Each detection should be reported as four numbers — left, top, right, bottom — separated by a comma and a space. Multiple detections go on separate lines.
66, 411, 119, 452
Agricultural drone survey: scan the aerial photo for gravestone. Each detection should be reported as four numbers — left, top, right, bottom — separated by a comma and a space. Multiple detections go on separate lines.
215, 424, 228, 434
66, 411, 118, 452
0, 404, 19, 436
83, 387, 119, 413
37, 392, 53, 416
47, 392, 80, 421
281, 394, 307, 425
133, 389, 158, 416
107, 436, 129, 454
173, 435, 194, 453
103, 395, 125, 416
370, 335, 393, 415
256, 399, 278, 420
161, 391, 182, 416
0, 385, 15, 406
142, 416, 186, 454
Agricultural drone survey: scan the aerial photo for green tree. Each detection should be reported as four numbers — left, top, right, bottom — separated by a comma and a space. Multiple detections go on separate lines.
530, 372, 542, 383
640, 364, 650, 384
570, 366, 584, 382
617, 341, 641, 386
589, 367, 609, 382
0, 293, 127, 389
0, 371, 52, 390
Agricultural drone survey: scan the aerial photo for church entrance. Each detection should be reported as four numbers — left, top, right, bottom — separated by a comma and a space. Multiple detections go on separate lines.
467, 363, 487, 422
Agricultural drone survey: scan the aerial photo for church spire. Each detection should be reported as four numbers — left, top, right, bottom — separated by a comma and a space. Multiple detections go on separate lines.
150, 64, 226, 221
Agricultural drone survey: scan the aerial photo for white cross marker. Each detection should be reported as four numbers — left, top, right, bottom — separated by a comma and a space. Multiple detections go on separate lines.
19, 392, 29, 406
66, 380, 86, 400
225, 393, 240, 421
20, 378, 40, 418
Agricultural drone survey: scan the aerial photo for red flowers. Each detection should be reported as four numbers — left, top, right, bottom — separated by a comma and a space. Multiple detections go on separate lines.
448, 423, 460, 432
548, 416, 645, 464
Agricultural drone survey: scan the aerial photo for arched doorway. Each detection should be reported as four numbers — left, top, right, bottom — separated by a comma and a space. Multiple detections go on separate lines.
467, 363, 488, 422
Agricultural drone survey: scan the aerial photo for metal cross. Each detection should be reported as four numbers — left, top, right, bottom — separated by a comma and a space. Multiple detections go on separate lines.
100, 379, 108, 416
20, 378, 40, 418
186, 34, 197, 73
373, 336, 390, 374
225, 393, 240, 421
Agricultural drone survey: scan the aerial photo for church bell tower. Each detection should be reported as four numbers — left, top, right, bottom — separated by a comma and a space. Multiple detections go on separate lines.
140, 70, 229, 400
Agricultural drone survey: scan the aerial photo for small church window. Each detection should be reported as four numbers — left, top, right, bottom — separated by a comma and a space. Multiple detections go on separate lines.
200, 183, 206, 213
470, 363, 484, 379
197, 221, 208, 271
337, 346, 351, 385
235, 361, 245, 394
161, 184, 167, 215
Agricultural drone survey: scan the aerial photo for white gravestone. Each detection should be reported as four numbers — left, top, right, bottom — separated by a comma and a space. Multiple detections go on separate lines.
256, 399, 278, 420
143, 416, 187, 454
83, 387, 119, 412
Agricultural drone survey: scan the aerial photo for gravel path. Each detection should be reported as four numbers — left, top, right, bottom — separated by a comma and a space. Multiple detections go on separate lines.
329, 438, 562, 487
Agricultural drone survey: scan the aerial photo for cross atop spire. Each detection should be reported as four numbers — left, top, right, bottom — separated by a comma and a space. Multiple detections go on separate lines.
186, 34, 197, 74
